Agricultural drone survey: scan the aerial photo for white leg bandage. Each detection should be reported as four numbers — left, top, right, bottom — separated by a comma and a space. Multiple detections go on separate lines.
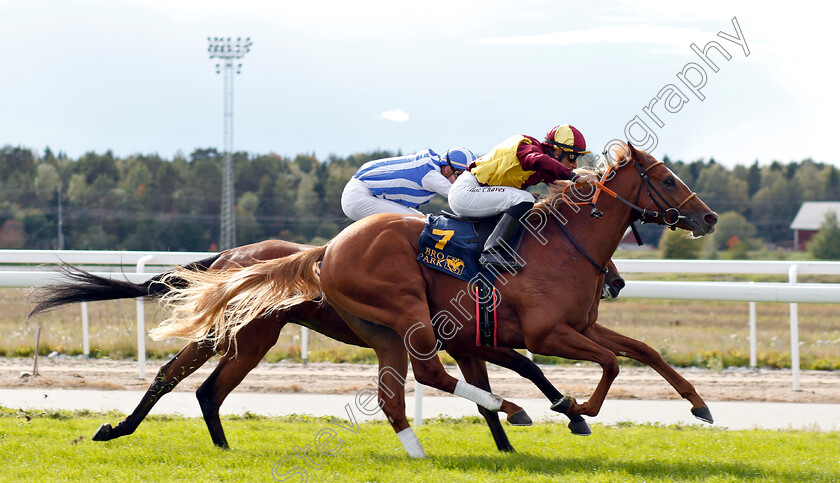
396, 427, 426, 458
454, 380, 503, 411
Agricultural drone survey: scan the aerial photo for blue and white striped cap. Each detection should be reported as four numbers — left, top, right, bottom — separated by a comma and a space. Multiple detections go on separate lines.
444, 147, 477, 170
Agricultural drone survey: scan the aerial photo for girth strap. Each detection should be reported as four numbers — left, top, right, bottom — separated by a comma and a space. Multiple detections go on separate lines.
475, 284, 498, 347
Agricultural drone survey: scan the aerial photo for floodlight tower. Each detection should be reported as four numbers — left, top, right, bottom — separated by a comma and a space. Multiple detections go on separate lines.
207, 36, 252, 249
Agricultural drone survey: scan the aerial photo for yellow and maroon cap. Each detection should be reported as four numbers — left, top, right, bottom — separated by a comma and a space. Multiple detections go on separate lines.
545, 124, 590, 154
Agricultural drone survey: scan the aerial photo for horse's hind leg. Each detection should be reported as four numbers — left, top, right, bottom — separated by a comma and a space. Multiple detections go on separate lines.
331, 309, 421, 457
451, 355, 515, 452
92, 341, 215, 442
371, 345, 418, 456
196, 316, 285, 448
582, 322, 713, 423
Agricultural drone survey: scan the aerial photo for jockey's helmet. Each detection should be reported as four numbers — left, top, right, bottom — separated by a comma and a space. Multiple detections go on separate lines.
444, 147, 477, 171
545, 124, 591, 154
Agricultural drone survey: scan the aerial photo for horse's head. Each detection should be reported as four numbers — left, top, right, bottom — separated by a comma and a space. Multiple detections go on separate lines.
607, 142, 718, 237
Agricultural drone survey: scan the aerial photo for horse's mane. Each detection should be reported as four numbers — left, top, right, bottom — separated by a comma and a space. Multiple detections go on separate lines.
535, 163, 608, 213
535, 144, 632, 214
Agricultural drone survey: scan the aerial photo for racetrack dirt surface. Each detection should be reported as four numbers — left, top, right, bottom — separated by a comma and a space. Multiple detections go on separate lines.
2, 357, 838, 404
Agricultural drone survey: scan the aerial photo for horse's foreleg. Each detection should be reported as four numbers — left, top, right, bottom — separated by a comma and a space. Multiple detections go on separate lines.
582, 323, 713, 423
455, 347, 564, 402
526, 324, 619, 418
92, 341, 215, 442
196, 317, 284, 448
458, 346, 591, 435
451, 355, 516, 453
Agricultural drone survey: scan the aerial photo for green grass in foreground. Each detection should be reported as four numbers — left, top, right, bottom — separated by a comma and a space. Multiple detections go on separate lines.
2, 409, 838, 482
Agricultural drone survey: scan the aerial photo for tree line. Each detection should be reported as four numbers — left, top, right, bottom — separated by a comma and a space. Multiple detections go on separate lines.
0, 145, 837, 252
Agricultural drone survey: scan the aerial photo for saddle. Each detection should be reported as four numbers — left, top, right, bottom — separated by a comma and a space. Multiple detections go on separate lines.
416, 212, 524, 282
440, 210, 502, 247
416, 212, 524, 347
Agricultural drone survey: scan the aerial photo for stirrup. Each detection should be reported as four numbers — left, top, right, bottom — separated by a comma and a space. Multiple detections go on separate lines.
479, 250, 523, 271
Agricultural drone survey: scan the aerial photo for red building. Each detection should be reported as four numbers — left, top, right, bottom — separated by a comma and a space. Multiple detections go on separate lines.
790, 202, 840, 250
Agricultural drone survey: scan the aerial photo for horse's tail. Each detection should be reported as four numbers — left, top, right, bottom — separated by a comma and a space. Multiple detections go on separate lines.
27, 255, 221, 319
150, 244, 328, 349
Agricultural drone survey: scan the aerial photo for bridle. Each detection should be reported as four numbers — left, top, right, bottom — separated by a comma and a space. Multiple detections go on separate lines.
629, 160, 697, 227
583, 157, 697, 228
547, 149, 698, 273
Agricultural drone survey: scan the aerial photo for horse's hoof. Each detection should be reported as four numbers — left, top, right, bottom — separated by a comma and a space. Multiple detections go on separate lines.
92, 423, 111, 441
550, 395, 574, 414
507, 410, 533, 426
691, 406, 714, 424
568, 416, 592, 436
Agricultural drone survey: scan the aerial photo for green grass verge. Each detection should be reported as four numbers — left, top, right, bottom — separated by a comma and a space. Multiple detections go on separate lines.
2, 408, 838, 482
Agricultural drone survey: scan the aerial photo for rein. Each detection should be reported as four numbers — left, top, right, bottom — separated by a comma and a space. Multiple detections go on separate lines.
549, 213, 608, 274
547, 151, 697, 273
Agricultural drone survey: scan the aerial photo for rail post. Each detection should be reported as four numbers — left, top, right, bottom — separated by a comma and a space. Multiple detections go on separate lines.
135, 255, 155, 379
301, 326, 309, 365
415, 381, 423, 426
748, 300, 757, 368
82, 302, 90, 356
788, 265, 800, 391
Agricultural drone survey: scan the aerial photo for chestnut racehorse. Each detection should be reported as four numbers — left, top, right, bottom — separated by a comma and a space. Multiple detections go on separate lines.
29, 240, 619, 451
154, 142, 718, 456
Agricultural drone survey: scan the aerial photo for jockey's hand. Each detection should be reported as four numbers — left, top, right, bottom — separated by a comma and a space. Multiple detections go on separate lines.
573, 168, 599, 187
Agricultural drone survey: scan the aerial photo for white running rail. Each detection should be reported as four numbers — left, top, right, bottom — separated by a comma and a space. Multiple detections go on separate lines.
3, 251, 839, 397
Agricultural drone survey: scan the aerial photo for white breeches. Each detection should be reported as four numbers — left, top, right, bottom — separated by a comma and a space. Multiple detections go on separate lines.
341, 178, 422, 221
448, 172, 534, 217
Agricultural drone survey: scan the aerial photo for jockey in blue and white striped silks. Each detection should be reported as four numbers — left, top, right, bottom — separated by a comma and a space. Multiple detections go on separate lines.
341, 148, 475, 221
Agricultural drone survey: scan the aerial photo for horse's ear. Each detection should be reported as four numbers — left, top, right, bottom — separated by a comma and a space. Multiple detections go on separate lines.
625, 141, 641, 165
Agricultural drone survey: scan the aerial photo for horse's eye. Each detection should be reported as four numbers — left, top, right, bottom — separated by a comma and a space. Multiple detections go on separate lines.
663, 178, 676, 188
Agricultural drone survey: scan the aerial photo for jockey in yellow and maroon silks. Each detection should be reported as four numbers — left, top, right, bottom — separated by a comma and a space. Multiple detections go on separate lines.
448, 124, 596, 270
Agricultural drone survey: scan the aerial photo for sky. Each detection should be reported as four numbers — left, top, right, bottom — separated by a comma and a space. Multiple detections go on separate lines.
1, 0, 837, 168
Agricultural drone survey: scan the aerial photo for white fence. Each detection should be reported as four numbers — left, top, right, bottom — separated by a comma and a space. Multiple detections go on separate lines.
1, 250, 214, 379
614, 259, 840, 392
3, 250, 840, 391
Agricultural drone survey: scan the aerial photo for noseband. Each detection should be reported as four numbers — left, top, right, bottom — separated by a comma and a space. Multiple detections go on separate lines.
632, 160, 696, 227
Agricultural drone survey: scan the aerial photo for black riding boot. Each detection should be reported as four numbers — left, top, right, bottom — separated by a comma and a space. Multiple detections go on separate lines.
479, 201, 533, 271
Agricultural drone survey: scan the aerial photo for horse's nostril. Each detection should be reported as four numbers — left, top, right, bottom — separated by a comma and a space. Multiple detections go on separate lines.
704, 213, 718, 226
